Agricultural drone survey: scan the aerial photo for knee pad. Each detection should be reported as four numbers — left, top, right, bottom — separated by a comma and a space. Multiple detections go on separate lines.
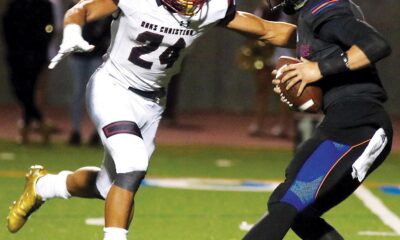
114, 171, 146, 193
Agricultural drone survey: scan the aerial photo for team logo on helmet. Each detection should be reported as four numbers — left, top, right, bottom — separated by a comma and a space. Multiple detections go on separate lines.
161, 0, 207, 16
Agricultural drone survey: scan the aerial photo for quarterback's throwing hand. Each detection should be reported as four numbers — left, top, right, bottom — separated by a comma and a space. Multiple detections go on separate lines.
48, 24, 95, 69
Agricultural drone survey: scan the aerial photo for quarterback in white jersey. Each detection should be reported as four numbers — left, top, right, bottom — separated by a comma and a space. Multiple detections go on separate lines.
7, 0, 297, 239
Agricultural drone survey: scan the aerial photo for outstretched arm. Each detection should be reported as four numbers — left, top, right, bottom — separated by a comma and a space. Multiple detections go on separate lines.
226, 11, 297, 48
64, 0, 118, 26
49, 0, 118, 69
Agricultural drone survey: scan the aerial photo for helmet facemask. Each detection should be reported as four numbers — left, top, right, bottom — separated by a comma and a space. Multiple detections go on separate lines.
268, 0, 308, 15
161, 0, 206, 16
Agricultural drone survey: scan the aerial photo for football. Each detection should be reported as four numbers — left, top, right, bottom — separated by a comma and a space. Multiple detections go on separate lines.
275, 56, 323, 113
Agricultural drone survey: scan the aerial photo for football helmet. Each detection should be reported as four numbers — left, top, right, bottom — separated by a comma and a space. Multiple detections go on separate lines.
268, 0, 308, 15
161, 0, 207, 16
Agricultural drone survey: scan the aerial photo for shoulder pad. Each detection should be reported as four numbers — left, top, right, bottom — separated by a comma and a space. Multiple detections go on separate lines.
303, 0, 353, 31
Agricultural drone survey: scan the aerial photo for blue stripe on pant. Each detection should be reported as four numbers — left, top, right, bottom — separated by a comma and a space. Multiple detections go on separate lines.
281, 140, 351, 211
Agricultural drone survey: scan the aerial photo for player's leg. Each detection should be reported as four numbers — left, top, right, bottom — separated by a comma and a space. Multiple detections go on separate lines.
7, 164, 105, 233
291, 126, 392, 240
8, 67, 112, 232
101, 114, 161, 239
243, 135, 324, 240
291, 208, 344, 240
37, 166, 104, 199
86, 69, 163, 240
244, 121, 392, 240
14, 65, 43, 125
8, 63, 44, 143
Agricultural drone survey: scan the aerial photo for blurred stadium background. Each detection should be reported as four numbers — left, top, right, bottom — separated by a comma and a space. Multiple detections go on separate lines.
0, 0, 399, 114
0, 0, 399, 240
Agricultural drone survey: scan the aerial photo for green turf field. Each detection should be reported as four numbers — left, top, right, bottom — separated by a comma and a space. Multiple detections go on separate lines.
0, 140, 399, 239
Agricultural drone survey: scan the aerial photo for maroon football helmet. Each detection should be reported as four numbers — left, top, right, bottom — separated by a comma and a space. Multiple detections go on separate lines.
161, 0, 207, 16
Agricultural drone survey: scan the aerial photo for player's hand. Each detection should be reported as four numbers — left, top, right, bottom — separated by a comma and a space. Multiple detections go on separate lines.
48, 40, 94, 69
271, 69, 281, 94
48, 24, 95, 69
271, 70, 292, 105
279, 57, 323, 96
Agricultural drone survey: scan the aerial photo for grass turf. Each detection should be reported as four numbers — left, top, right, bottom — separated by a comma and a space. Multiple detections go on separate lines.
0, 140, 399, 239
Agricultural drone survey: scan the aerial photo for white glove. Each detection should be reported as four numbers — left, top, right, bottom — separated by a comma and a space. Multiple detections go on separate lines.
48, 24, 95, 69
351, 128, 387, 182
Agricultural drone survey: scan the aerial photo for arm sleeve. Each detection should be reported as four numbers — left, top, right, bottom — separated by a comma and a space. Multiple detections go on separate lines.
218, 0, 237, 26
317, 17, 391, 63
309, 1, 391, 63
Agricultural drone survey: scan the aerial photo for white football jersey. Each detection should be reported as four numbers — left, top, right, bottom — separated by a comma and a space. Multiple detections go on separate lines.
102, 0, 236, 91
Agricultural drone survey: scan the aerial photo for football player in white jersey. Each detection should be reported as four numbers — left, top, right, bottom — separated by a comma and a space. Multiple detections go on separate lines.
7, 0, 296, 239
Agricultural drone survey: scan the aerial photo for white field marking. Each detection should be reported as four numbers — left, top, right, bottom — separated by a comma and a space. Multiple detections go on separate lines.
358, 231, 400, 237
239, 221, 254, 231
215, 159, 233, 168
142, 177, 280, 192
355, 185, 400, 234
0, 152, 15, 161
85, 218, 104, 226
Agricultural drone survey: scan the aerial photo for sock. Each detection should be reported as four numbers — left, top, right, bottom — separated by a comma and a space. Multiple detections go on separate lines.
104, 227, 128, 240
36, 171, 72, 200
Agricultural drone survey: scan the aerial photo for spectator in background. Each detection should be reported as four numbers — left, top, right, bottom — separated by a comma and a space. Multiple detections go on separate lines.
2, 0, 56, 144
48, 0, 65, 60
238, 1, 295, 138
68, 9, 112, 146
161, 73, 181, 127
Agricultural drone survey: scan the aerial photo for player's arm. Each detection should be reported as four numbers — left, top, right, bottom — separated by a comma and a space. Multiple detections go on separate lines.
225, 11, 297, 48
64, 0, 118, 26
279, 16, 391, 96
49, 0, 118, 69
316, 17, 392, 77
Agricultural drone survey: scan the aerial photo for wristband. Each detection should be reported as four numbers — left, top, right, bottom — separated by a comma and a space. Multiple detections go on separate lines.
318, 52, 350, 77
341, 52, 350, 69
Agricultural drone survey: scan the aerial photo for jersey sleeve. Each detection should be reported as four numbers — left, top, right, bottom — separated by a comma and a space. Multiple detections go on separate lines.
306, 0, 353, 32
310, 0, 391, 63
116, 0, 135, 16
218, 0, 237, 26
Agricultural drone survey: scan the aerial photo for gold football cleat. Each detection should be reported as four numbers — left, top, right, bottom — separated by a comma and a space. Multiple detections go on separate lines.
7, 165, 47, 233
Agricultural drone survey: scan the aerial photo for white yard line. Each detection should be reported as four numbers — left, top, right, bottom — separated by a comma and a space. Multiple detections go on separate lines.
0, 152, 15, 161
85, 218, 104, 226
358, 231, 400, 237
355, 185, 400, 235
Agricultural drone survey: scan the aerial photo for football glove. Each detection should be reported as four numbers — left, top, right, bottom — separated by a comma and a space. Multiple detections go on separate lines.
48, 24, 95, 69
